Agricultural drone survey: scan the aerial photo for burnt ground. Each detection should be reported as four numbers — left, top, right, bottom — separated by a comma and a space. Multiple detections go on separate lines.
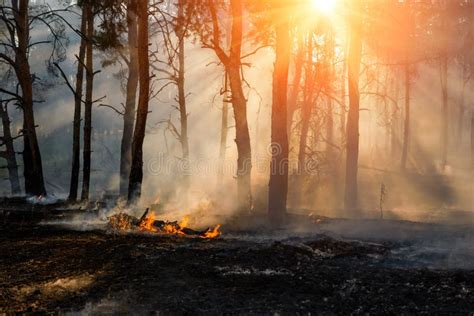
0, 203, 473, 314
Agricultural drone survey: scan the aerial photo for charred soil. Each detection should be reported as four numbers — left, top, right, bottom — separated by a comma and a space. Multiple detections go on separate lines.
0, 206, 473, 314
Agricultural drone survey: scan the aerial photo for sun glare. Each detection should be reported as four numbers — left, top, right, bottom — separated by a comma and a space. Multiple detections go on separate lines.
311, 0, 337, 15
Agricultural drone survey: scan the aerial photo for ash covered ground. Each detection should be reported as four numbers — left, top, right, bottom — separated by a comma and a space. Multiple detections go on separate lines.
0, 203, 473, 314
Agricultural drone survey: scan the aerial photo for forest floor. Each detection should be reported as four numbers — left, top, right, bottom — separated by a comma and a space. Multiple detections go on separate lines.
0, 200, 473, 314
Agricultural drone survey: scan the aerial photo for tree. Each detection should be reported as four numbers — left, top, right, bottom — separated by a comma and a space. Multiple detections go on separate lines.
0, 0, 52, 196
128, 0, 150, 202
81, 1, 95, 201
0, 100, 21, 195
268, 0, 291, 225
187, 0, 253, 211
120, 0, 139, 198
68, 3, 88, 202
344, 0, 363, 212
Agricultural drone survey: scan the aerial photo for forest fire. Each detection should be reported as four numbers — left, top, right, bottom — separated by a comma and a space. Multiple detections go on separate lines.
109, 210, 221, 239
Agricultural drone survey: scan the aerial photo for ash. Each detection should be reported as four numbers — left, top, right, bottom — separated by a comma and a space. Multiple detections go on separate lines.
0, 210, 473, 314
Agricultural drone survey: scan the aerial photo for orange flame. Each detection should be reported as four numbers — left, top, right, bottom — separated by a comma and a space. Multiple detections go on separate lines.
203, 224, 221, 239
139, 212, 157, 232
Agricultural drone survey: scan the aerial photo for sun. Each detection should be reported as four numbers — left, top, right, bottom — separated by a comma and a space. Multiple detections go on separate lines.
311, 0, 337, 15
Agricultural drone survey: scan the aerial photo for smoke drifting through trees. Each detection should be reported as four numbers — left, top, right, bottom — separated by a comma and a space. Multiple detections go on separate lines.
0, 0, 473, 222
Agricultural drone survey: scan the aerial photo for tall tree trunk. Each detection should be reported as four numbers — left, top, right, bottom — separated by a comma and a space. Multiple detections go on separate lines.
13, 0, 46, 196
128, 0, 150, 202
297, 33, 313, 173
227, 0, 252, 211
177, 0, 189, 182
268, 1, 291, 225
344, 0, 363, 212
391, 79, 400, 158
0, 103, 21, 195
287, 31, 304, 133
401, 62, 410, 171
440, 53, 448, 171
81, 2, 94, 201
119, 0, 139, 198
340, 23, 349, 148
217, 73, 229, 187
68, 4, 87, 202
471, 113, 474, 171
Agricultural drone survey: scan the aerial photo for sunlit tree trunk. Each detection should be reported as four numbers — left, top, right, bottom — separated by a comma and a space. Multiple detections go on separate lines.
128, 0, 150, 202
401, 62, 410, 171
119, 0, 139, 198
298, 33, 313, 173
81, 2, 94, 201
0, 103, 21, 195
287, 31, 304, 133
268, 0, 291, 225
13, 0, 46, 196
69, 4, 87, 202
217, 73, 229, 187
471, 114, 474, 171
344, 0, 363, 212
440, 53, 448, 171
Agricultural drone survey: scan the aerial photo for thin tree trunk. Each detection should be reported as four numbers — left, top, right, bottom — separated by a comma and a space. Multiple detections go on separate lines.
344, 0, 363, 212
128, 0, 150, 202
13, 0, 46, 196
401, 62, 410, 171
68, 4, 87, 202
81, 2, 94, 201
391, 79, 400, 158
268, 1, 290, 225
217, 73, 229, 187
340, 22, 349, 147
119, 0, 139, 198
471, 114, 474, 171
440, 53, 448, 171
297, 33, 313, 173
0, 103, 21, 195
177, 0, 189, 182
287, 31, 304, 133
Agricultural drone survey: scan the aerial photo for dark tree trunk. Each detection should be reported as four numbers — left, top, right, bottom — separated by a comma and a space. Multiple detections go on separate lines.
344, 0, 362, 212
401, 62, 410, 171
268, 2, 290, 225
119, 0, 139, 198
68, 4, 87, 202
208, 0, 252, 211
287, 31, 304, 133
13, 0, 46, 196
228, 0, 252, 211
81, 2, 94, 201
0, 103, 21, 195
128, 0, 150, 203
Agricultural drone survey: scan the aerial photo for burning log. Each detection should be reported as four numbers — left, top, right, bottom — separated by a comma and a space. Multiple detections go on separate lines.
108, 210, 222, 239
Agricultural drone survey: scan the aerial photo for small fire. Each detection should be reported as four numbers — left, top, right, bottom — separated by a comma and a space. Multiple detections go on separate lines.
134, 212, 221, 239
203, 224, 221, 239
139, 212, 157, 232
179, 216, 190, 228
